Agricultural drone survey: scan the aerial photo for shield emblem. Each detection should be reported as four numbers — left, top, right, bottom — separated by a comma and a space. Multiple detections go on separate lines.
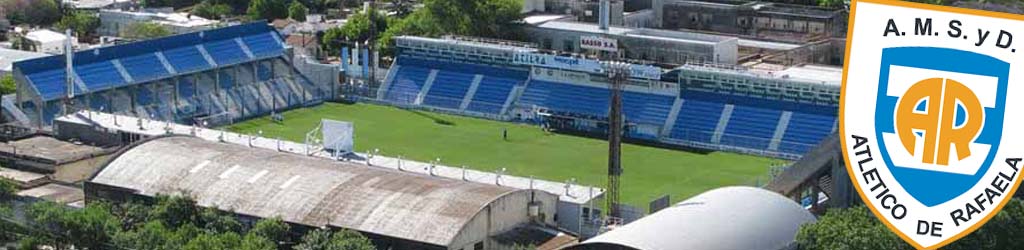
841, 0, 1024, 249
874, 47, 1008, 207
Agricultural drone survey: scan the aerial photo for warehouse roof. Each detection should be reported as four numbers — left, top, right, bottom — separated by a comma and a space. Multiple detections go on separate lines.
570, 186, 815, 250
90, 136, 522, 246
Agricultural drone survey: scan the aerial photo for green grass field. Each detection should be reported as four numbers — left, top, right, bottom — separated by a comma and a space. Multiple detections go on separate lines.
226, 102, 783, 207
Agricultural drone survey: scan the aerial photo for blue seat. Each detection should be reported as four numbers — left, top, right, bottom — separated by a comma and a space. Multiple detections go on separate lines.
423, 70, 475, 109
669, 100, 725, 143
121, 53, 170, 82
76, 61, 126, 91
720, 106, 782, 150
204, 39, 249, 65
242, 33, 283, 58
779, 112, 836, 154
163, 46, 212, 73
519, 81, 609, 117
467, 75, 525, 114
385, 65, 430, 104
623, 92, 674, 126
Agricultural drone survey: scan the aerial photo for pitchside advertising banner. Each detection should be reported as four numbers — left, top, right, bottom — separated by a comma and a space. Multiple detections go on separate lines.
841, 0, 1024, 249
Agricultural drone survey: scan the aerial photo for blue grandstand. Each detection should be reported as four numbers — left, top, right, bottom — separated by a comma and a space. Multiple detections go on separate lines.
366, 36, 840, 159
12, 22, 328, 128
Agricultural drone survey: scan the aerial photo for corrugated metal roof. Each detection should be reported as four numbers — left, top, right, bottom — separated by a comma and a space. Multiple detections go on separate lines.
572, 186, 815, 250
90, 136, 519, 246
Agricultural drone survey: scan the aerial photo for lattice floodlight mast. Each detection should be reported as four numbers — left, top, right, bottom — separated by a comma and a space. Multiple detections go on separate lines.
63, 29, 75, 116
602, 60, 630, 220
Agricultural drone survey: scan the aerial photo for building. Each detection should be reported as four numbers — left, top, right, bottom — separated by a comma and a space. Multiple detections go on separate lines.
653, 0, 847, 42
567, 186, 816, 250
86, 135, 565, 250
0, 48, 47, 76
21, 30, 75, 54
62, 0, 134, 10
542, 0, 624, 25
525, 20, 739, 64
98, 9, 219, 37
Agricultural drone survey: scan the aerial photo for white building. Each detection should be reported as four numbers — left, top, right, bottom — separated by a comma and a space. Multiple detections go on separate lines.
0, 48, 47, 76
62, 0, 134, 10
22, 30, 74, 54
98, 9, 219, 37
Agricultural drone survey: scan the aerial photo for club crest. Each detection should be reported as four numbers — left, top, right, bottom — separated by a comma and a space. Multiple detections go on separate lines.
841, 0, 1024, 248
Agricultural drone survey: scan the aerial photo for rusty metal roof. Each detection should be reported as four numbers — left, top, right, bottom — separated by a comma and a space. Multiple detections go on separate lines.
90, 136, 519, 246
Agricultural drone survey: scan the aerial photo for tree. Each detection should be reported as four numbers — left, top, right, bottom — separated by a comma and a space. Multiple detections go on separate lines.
4, 0, 62, 26
797, 199, 1024, 250
372, 0, 524, 56
289, 1, 310, 22
27, 201, 121, 250
184, 232, 242, 250
321, 9, 391, 55
148, 195, 201, 229
192, 0, 234, 20
0, 75, 14, 96
796, 206, 912, 250
121, 22, 173, 39
248, 0, 289, 21
295, 229, 374, 250
250, 217, 291, 244
200, 208, 243, 234
56, 11, 100, 39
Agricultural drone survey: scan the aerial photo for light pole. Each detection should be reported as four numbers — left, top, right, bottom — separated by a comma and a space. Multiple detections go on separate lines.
602, 60, 630, 221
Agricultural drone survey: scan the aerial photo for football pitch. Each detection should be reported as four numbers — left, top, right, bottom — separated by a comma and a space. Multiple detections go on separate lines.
226, 102, 783, 207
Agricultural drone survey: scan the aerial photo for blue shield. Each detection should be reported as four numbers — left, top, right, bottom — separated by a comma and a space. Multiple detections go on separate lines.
874, 47, 1008, 207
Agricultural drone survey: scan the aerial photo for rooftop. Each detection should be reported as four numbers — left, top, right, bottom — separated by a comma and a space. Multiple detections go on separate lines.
0, 135, 108, 166
18, 183, 85, 205
0, 48, 47, 72
102, 9, 218, 28
0, 167, 48, 188
571, 187, 815, 250
91, 136, 525, 246
56, 111, 602, 205
679, 62, 842, 86
62, 0, 130, 9
24, 30, 68, 44
535, 21, 737, 45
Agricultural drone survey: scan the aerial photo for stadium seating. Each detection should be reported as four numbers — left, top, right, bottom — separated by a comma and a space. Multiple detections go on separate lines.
720, 106, 782, 150
466, 75, 523, 114
163, 46, 212, 73
518, 80, 609, 118
669, 100, 725, 143
383, 56, 530, 114
121, 53, 171, 82
423, 71, 475, 109
242, 33, 282, 58
385, 64, 431, 104
779, 112, 836, 154
622, 92, 675, 126
76, 61, 126, 91
204, 39, 250, 66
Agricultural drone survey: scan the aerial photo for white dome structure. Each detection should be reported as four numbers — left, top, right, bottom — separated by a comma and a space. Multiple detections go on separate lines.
569, 186, 816, 250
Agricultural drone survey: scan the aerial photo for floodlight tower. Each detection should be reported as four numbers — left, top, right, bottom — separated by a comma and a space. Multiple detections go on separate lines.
603, 60, 628, 220
62, 29, 75, 116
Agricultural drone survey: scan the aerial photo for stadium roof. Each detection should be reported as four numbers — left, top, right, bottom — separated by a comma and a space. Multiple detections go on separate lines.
57, 111, 603, 205
534, 21, 737, 45
569, 186, 815, 250
14, 22, 285, 101
90, 136, 527, 246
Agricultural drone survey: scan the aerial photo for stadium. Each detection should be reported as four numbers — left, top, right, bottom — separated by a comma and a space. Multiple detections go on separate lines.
4, 9, 845, 250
